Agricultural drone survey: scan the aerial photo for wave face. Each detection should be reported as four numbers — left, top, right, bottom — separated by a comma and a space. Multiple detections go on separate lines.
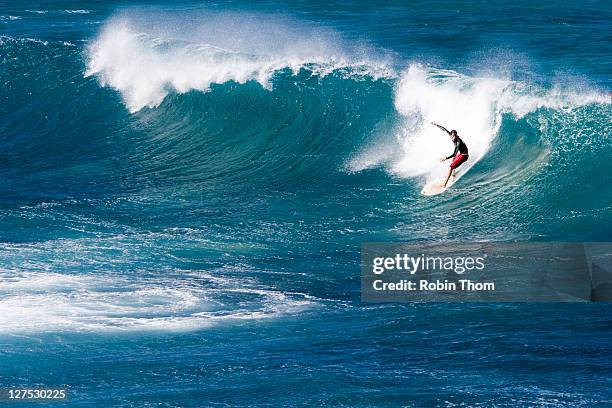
84, 12, 610, 191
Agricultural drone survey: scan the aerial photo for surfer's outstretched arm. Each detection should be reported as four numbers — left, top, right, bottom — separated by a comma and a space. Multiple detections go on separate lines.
431, 122, 451, 135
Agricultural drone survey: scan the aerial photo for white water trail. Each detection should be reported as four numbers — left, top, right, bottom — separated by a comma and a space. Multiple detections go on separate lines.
0, 269, 314, 334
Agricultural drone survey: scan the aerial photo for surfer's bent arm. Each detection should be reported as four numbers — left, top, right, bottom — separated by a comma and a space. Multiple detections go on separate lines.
431, 122, 451, 135
445, 143, 459, 160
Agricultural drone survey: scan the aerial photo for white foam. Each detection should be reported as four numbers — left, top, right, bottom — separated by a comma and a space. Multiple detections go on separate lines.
349, 64, 609, 184
0, 268, 314, 334
85, 13, 392, 112
64, 10, 90, 14
391, 65, 505, 181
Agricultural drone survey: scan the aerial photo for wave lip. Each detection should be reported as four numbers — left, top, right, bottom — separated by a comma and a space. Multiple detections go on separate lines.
85, 14, 393, 112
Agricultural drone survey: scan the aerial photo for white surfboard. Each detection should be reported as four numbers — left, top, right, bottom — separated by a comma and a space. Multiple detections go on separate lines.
421, 175, 457, 196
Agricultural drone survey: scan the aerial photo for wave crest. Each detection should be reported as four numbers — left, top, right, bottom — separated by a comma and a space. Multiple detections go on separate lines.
85, 13, 392, 112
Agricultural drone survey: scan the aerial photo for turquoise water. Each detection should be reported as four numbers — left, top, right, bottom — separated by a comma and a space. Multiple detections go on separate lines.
1, 1, 611, 406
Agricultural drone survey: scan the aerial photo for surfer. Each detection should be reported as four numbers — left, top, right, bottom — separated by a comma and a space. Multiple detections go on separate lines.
431, 122, 469, 187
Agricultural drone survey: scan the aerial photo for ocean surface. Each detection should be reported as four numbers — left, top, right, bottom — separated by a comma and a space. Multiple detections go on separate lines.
1, 0, 611, 406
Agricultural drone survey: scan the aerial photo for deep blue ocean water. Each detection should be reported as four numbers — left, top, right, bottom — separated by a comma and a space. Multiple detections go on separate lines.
1, 1, 611, 406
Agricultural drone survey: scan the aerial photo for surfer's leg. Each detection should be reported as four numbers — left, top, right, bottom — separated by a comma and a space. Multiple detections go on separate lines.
446, 154, 467, 187
443, 168, 453, 187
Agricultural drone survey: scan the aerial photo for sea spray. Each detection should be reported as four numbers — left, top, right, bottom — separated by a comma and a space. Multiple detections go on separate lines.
85, 12, 393, 112
349, 64, 609, 185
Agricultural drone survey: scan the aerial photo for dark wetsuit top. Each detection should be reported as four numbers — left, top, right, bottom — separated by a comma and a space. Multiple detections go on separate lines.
446, 136, 469, 160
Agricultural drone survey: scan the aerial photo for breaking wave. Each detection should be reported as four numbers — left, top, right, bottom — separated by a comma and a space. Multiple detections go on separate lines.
85, 12, 393, 112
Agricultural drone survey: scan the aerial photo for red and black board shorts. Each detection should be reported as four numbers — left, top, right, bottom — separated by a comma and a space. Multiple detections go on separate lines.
450, 154, 468, 169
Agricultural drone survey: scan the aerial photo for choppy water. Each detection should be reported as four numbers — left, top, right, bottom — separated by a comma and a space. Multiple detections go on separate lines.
1, 1, 611, 406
